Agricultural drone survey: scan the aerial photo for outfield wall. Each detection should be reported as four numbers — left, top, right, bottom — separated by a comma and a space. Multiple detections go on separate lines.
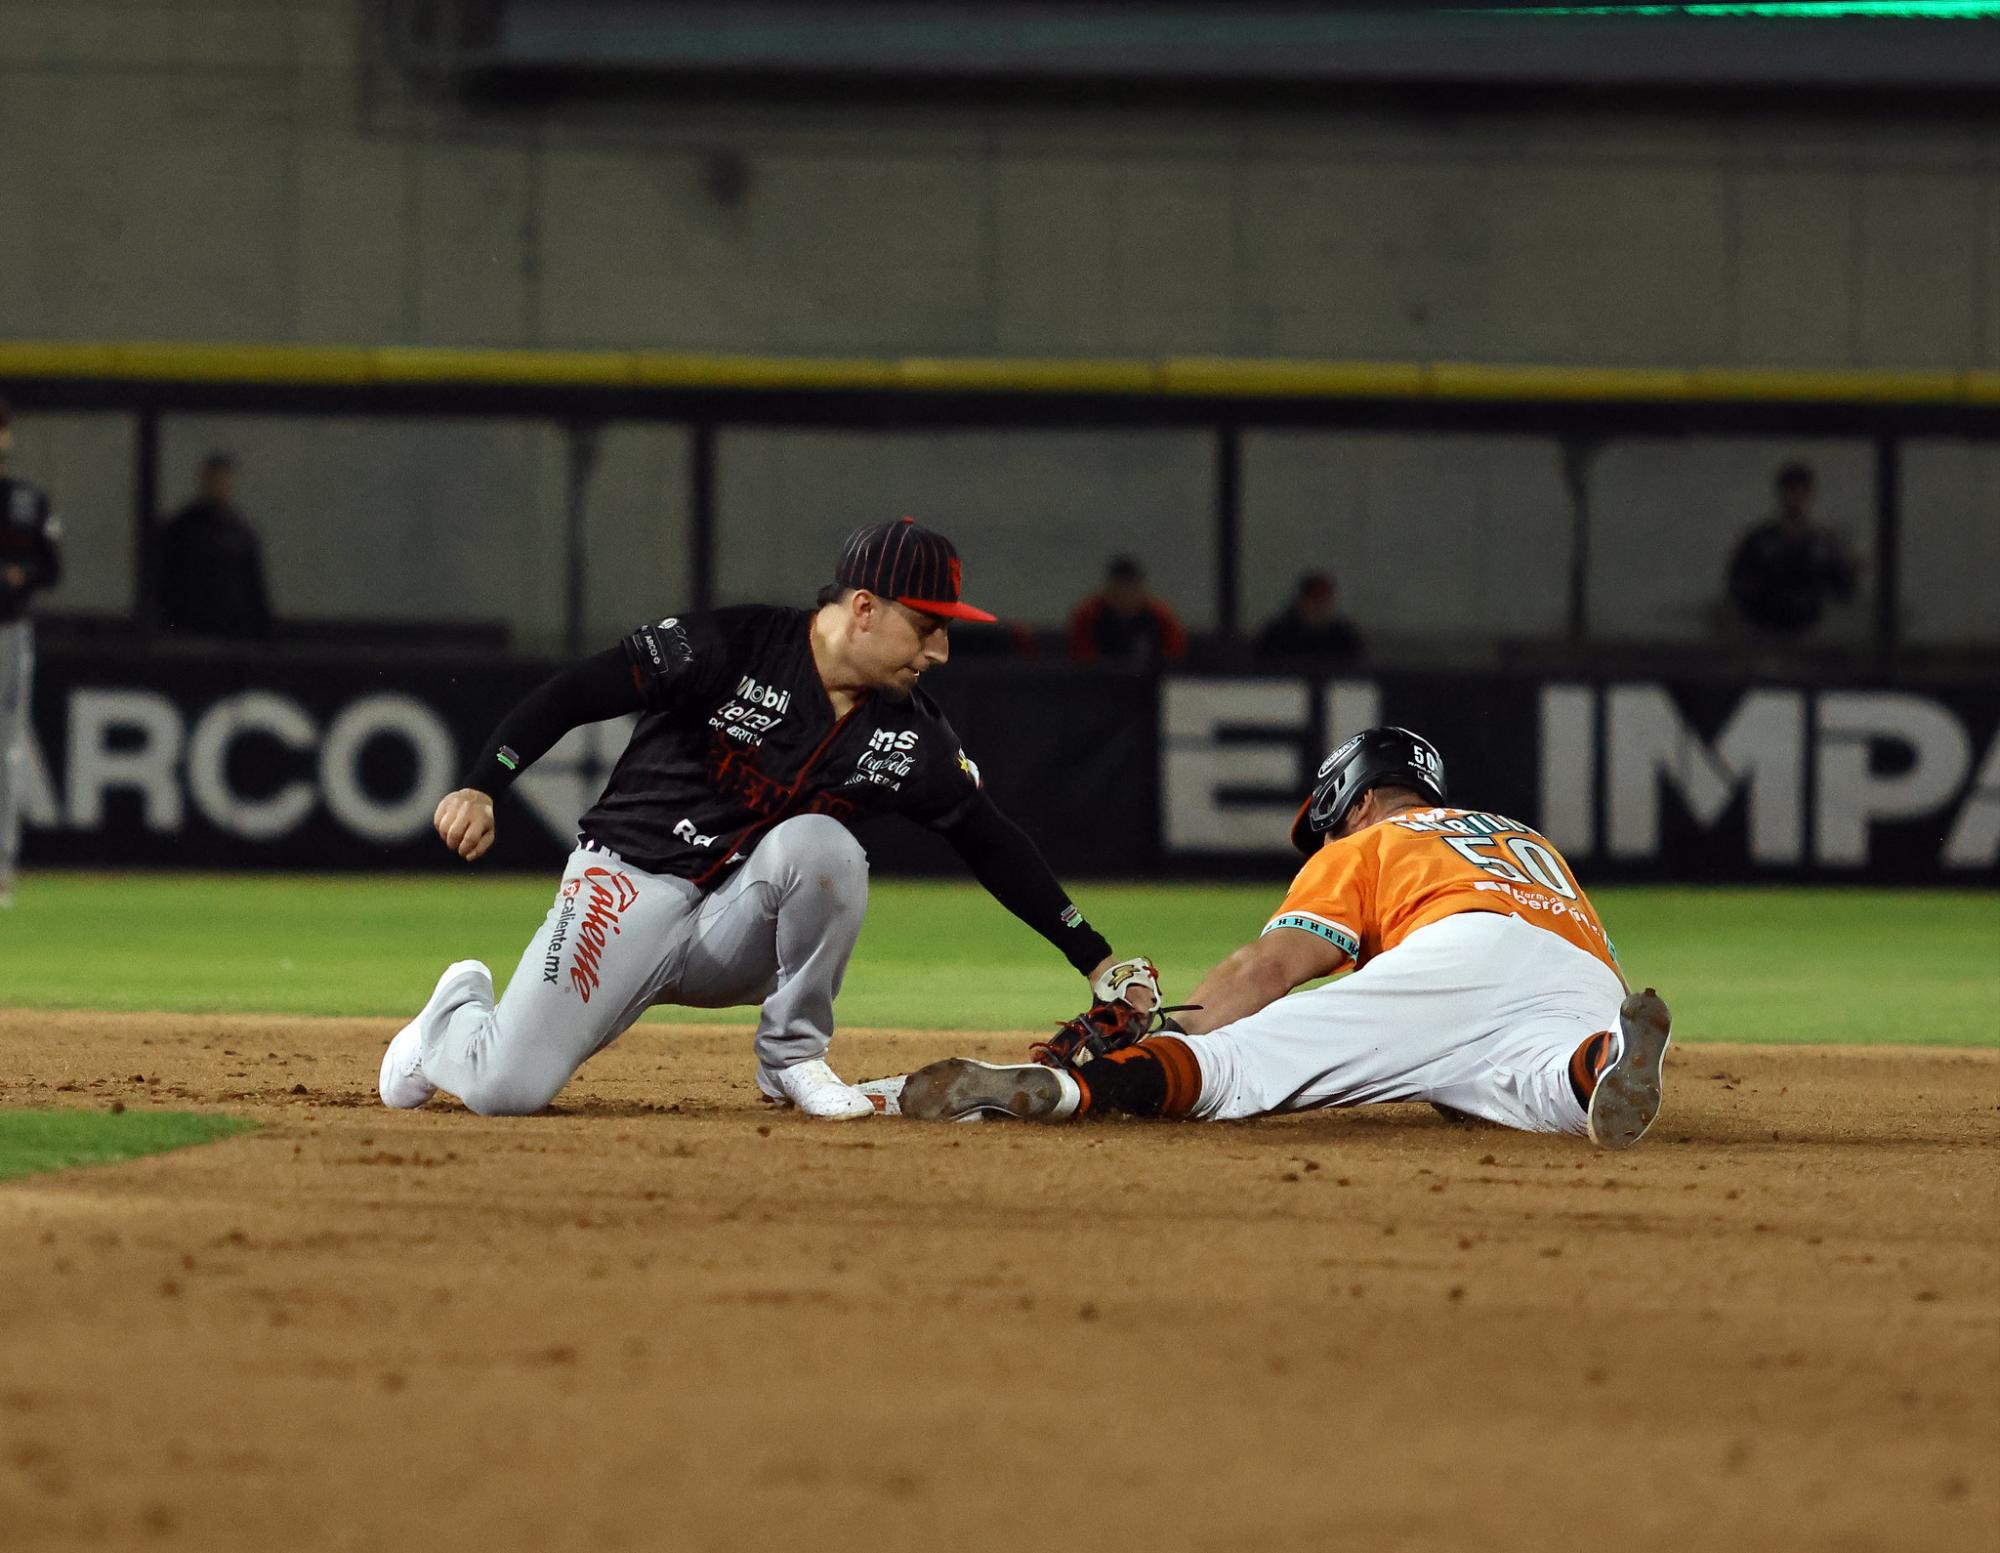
15, 651, 1996, 885
7, 1, 2000, 654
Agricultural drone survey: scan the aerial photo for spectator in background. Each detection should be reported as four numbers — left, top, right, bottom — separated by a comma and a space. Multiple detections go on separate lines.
158, 453, 273, 642
0, 400, 63, 907
1727, 462, 1862, 637
1067, 556, 1187, 666
1254, 571, 1364, 666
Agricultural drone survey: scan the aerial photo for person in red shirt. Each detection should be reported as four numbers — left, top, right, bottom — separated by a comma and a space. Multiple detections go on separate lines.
1066, 556, 1187, 666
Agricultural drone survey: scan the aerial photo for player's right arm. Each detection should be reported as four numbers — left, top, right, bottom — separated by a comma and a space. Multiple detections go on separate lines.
439, 618, 701, 861
1174, 837, 1373, 1034
1173, 926, 1347, 1034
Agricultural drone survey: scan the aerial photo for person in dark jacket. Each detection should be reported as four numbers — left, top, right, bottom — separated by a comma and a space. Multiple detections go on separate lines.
0, 401, 62, 906
1254, 572, 1364, 665
158, 453, 274, 641
1727, 463, 1862, 636
1066, 556, 1187, 666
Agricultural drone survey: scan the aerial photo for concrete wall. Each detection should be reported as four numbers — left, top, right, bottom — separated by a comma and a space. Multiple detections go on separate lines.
716, 430, 1216, 630
2, 0, 1995, 648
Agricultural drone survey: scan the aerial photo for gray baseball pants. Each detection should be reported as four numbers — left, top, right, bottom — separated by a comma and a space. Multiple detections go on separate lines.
411, 814, 869, 1115
0, 620, 31, 886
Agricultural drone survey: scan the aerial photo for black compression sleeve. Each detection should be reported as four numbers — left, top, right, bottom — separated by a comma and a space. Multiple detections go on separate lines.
28, 525, 59, 592
939, 793, 1113, 976
458, 645, 645, 794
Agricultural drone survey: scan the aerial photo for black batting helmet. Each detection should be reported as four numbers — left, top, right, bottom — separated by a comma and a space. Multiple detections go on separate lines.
1290, 726, 1447, 855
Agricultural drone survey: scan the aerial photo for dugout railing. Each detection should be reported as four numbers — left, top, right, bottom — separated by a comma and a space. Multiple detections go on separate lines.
2, 340, 1995, 656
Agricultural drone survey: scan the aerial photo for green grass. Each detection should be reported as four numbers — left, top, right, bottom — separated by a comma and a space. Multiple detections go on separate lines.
0, 1110, 255, 1183
0, 874, 1995, 1047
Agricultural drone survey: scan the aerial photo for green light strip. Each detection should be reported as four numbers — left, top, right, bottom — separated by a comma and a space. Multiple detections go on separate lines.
1478, 2, 2000, 16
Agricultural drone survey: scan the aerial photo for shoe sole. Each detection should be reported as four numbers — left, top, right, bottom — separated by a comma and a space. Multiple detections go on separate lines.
1588, 987, 1672, 1150
901, 1059, 1066, 1122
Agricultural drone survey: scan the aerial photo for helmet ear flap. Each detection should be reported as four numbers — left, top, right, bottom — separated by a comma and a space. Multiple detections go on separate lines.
1292, 761, 1359, 855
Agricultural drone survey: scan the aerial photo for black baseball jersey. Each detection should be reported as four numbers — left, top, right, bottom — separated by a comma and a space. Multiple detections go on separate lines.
577, 605, 984, 886
0, 477, 61, 626
1727, 519, 1859, 634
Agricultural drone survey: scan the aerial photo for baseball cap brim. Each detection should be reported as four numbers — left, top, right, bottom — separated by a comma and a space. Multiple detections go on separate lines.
898, 596, 999, 624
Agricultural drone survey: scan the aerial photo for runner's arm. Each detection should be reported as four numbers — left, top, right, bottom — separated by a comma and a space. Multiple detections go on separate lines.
1173, 928, 1349, 1035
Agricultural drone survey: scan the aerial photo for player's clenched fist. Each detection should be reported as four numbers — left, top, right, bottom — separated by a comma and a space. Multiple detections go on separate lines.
434, 789, 497, 861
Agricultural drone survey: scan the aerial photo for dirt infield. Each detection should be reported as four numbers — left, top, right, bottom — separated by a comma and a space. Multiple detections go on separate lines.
1, 1010, 1995, 1553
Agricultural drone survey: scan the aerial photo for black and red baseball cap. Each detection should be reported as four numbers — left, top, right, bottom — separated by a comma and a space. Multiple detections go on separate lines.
833, 516, 997, 623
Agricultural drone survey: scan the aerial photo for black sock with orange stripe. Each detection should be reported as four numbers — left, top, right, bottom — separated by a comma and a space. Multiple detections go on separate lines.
1568, 1030, 1615, 1111
1072, 1036, 1204, 1119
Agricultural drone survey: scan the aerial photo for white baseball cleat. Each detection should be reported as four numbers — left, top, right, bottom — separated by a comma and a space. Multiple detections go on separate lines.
853, 1074, 908, 1116
378, 959, 492, 1110
377, 1026, 432, 1110
1588, 987, 1672, 1150
758, 1058, 877, 1121
899, 1058, 1083, 1123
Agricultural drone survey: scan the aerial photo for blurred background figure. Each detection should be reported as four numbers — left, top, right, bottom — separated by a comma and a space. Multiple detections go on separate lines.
0, 401, 63, 906
1726, 462, 1863, 639
157, 453, 273, 643
1067, 556, 1187, 666
1254, 572, 1364, 666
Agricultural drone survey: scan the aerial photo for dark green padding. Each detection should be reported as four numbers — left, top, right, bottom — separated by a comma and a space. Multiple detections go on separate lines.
0, 1111, 255, 1183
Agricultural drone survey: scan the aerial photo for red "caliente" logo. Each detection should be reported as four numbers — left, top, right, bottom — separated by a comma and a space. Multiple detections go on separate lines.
568, 866, 640, 1003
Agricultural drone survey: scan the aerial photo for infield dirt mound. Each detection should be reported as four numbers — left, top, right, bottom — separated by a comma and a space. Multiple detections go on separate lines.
1, 1009, 1995, 1553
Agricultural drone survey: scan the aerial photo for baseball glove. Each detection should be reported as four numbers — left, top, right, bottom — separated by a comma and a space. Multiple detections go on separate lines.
1029, 956, 1196, 1068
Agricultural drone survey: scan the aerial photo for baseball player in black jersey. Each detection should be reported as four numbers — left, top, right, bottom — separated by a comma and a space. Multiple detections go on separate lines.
0, 403, 63, 908
379, 517, 1159, 1119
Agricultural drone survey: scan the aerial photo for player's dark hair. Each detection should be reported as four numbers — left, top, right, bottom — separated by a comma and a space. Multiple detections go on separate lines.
816, 583, 853, 609
1776, 461, 1814, 492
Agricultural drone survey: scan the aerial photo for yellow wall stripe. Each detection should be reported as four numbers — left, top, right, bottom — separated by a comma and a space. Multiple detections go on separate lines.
0, 340, 1989, 409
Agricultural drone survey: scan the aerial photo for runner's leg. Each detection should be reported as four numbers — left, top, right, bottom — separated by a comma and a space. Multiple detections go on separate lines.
1184, 914, 1622, 1135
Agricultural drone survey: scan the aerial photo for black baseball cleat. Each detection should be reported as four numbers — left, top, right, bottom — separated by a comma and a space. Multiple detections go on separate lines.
1588, 988, 1672, 1150
899, 1058, 1082, 1122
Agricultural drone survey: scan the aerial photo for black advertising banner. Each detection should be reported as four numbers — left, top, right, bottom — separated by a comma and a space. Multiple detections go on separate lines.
17, 652, 1999, 883
15, 652, 1160, 877
1160, 673, 2000, 884
19, 653, 552, 871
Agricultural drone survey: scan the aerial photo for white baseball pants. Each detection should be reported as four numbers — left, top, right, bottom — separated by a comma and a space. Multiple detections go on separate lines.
1186, 912, 1626, 1135
409, 814, 868, 1115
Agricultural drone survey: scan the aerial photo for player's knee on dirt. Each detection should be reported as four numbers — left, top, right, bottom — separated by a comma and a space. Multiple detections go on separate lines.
452, 1056, 574, 1117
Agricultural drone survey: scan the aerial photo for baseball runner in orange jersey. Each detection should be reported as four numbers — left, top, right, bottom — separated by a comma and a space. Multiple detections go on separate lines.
902, 727, 1672, 1149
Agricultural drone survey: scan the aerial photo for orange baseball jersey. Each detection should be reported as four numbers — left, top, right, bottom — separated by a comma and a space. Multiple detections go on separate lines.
1265, 806, 1620, 976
